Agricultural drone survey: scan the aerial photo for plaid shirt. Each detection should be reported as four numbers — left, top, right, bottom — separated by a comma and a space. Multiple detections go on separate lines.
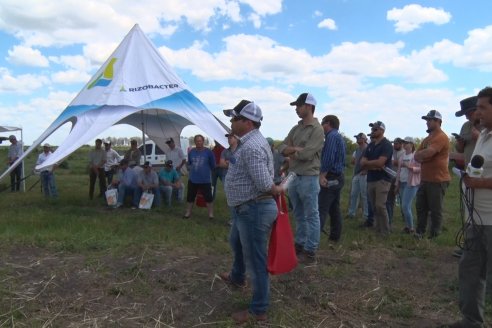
224, 129, 274, 207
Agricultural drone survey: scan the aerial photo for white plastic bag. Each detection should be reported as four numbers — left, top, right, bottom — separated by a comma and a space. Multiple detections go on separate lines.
139, 191, 154, 209
105, 188, 118, 206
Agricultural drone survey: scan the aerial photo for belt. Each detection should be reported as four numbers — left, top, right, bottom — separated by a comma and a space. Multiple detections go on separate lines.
235, 194, 273, 209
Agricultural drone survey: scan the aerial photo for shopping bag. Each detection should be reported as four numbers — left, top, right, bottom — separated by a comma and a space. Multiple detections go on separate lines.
196, 190, 207, 207
139, 191, 154, 209
105, 187, 118, 206
267, 193, 298, 275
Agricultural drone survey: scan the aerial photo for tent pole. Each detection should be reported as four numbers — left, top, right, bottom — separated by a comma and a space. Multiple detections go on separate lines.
141, 110, 146, 159
21, 128, 25, 192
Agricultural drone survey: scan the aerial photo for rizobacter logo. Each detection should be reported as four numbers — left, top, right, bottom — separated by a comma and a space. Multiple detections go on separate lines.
87, 58, 117, 89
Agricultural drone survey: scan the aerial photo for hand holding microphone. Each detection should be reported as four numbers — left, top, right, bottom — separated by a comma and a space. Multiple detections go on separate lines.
453, 155, 484, 178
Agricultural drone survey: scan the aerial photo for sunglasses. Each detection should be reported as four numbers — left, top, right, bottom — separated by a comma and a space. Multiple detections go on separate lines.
231, 116, 246, 122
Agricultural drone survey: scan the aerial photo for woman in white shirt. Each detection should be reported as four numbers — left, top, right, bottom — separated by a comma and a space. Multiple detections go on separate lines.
395, 137, 421, 233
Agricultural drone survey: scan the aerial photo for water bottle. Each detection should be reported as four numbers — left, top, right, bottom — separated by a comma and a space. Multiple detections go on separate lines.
280, 172, 296, 190
383, 166, 396, 178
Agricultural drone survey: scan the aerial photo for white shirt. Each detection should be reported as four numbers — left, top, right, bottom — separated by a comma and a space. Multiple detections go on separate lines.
104, 148, 121, 171
470, 129, 492, 225
166, 147, 186, 168
36, 151, 54, 172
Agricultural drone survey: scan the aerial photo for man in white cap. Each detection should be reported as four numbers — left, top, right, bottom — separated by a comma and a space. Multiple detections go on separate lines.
7, 135, 23, 192
360, 121, 393, 235
103, 140, 121, 186
277, 92, 325, 260
36, 143, 58, 198
414, 110, 450, 239
219, 99, 282, 324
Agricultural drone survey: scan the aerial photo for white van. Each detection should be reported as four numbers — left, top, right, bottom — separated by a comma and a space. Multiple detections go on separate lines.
138, 140, 167, 166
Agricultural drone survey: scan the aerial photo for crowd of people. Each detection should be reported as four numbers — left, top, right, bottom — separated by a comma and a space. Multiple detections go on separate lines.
5, 86, 492, 327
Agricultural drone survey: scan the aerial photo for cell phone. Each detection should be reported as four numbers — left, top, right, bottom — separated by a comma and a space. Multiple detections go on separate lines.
451, 133, 462, 139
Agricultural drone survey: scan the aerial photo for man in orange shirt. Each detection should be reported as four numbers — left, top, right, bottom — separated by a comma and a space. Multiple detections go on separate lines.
414, 110, 451, 239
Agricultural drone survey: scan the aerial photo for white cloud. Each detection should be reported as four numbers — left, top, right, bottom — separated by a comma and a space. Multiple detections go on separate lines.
387, 4, 451, 33
317, 18, 337, 30
6, 45, 49, 67
160, 34, 448, 86
0, 0, 282, 47
313, 10, 323, 17
0, 68, 50, 93
249, 13, 262, 29
0, 91, 74, 143
51, 70, 92, 84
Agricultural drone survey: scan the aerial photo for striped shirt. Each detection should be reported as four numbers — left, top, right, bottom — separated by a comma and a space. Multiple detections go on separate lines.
224, 129, 274, 207
320, 129, 346, 175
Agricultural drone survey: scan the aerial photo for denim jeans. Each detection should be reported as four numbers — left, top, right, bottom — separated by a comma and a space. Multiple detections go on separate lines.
398, 182, 418, 230
289, 175, 320, 252
160, 185, 184, 205
117, 185, 138, 207
41, 171, 58, 198
348, 173, 368, 218
229, 198, 277, 315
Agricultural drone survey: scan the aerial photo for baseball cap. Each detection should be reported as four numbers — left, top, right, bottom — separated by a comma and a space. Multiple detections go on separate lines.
421, 110, 443, 121
354, 132, 367, 140
369, 121, 386, 131
165, 138, 174, 144
403, 136, 415, 144
103, 139, 111, 145
165, 160, 173, 167
223, 100, 263, 123
43, 143, 50, 147
290, 93, 317, 106
455, 96, 477, 117
393, 137, 404, 144
9, 135, 16, 140
142, 161, 152, 168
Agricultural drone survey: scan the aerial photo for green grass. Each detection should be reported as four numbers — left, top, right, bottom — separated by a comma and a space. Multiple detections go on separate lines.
0, 146, 472, 327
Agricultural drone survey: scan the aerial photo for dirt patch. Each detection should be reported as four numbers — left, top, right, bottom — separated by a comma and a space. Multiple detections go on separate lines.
0, 245, 460, 327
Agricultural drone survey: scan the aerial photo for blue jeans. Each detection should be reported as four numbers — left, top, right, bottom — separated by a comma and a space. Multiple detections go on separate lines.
289, 175, 320, 252
399, 182, 418, 229
348, 173, 368, 218
41, 171, 58, 198
117, 185, 138, 207
229, 198, 277, 315
160, 184, 184, 205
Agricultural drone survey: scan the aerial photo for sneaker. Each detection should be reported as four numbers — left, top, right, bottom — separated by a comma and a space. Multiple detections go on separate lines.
414, 233, 423, 240
452, 248, 463, 258
218, 272, 246, 288
114, 202, 122, 209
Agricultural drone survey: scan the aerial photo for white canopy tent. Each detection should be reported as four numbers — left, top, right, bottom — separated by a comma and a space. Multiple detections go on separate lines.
0, 24, 228, 182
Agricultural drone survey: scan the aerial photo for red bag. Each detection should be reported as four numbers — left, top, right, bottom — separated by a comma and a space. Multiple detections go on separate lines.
267, 193, 298, 275
196, 190, 207, 207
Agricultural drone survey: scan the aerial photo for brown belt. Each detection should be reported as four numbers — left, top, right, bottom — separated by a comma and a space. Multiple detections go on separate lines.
255, 194, 273, 201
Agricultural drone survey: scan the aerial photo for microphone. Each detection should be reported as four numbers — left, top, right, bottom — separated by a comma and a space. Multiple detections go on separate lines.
466, 155, 484, 178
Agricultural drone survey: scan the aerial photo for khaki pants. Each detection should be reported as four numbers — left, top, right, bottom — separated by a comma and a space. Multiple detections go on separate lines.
367, 180, 391, 235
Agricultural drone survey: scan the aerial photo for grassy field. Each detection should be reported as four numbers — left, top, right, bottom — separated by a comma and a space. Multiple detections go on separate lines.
0, 146, 481, 327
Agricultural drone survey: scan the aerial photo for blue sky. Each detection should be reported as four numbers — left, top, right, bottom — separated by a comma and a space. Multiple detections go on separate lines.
1, 0, 492, 145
